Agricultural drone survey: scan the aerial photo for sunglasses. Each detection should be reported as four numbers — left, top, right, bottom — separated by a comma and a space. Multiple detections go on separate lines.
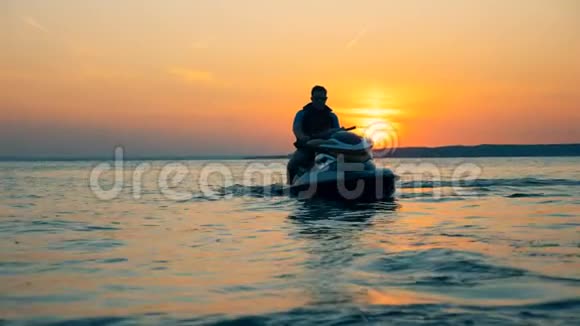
313, 96, 327, 100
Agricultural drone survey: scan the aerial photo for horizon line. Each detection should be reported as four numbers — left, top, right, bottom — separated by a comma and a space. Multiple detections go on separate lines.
0, 143, 579, 162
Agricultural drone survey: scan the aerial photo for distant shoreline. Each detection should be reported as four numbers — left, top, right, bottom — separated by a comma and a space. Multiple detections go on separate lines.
1, 143, 579, 162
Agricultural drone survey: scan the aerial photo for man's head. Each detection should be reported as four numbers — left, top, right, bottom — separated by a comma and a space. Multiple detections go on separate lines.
310, 85, 327, 109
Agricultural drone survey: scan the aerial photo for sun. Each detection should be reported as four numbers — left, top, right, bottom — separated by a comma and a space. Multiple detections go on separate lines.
334, 88, 402, 152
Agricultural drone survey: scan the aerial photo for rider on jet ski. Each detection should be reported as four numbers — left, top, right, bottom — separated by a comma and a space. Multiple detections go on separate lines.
288, 85, 340, 184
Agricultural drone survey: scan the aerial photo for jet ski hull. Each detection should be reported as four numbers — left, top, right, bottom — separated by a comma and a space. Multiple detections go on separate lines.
290, 169, 396, 201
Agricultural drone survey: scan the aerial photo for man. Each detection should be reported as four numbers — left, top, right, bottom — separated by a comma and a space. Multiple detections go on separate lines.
287, 85, 340, 184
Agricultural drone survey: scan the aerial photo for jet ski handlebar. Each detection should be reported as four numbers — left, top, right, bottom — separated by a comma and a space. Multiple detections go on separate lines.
310, 126, 356, 139
294, 126, 357, 148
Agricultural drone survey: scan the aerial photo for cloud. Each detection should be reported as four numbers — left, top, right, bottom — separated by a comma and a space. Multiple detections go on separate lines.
168, 67, 215, 84
20, 16, 49, 33
346, 26, 368, 49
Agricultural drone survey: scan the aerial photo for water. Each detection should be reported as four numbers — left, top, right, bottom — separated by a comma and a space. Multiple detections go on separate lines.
1, 157, 579, 325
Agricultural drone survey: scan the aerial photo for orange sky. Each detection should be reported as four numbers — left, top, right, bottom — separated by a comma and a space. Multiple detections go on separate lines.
1, 0, 579, 157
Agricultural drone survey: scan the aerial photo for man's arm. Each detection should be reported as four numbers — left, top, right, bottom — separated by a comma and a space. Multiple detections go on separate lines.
330, 112, 340, 129
293, 111, 309, 141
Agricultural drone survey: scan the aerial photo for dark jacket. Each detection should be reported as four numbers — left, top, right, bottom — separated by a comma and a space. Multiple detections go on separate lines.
292, 103, 340, 147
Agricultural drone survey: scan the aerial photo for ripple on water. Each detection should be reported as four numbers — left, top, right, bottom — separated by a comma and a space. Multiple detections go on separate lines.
364, 249, 526, 286
48, 238, 125, 252
505, 193, 545, 198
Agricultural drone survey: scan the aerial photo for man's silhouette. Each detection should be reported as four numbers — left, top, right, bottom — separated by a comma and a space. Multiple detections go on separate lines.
287, 85, 340, 184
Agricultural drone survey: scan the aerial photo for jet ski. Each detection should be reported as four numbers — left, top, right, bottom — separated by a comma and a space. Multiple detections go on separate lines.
288, 126, 396, 201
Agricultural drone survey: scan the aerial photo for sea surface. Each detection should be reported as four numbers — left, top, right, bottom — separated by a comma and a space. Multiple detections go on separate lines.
1, 157, 579, 325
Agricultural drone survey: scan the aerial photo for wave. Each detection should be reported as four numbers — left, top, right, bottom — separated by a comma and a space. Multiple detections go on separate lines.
505, 193, 546, 198
187, 177, 579, 202
399, 177, 580, 189
27, 298, 580, 326
365, 248, 528, 286
191, 184, 288, 201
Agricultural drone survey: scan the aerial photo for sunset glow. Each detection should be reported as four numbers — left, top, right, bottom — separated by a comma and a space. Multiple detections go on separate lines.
1, 0, 579, 157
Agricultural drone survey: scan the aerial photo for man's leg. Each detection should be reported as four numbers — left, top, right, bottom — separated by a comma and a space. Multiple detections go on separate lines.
287, 149, 313, 184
